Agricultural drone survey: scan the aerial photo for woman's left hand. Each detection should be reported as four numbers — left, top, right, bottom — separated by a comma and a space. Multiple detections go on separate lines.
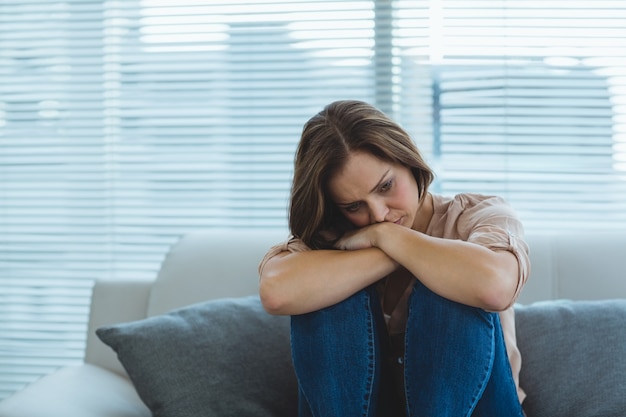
334, 224, 382, 251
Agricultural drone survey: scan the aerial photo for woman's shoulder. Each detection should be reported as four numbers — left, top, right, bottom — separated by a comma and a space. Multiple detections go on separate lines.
431, 192, 513, 217
428, 192, 521, 238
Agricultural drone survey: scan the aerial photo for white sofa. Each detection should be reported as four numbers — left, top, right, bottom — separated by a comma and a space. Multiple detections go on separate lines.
0, 229, 625, 417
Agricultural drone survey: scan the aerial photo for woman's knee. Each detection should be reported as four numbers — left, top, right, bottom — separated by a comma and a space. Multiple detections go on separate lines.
407, 279, 494, 329
290, 285, 387, 417
291, 285, 381, 338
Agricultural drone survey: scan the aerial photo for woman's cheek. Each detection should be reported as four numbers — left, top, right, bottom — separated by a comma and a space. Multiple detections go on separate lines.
346, 213, 369, 228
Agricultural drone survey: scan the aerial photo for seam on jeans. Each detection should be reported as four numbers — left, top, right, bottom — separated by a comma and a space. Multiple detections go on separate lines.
404, 289, 412, 417
363, 288, 375, 417
291, 289, 381, 417
290, 328, 315, 417
404, 289, 497, 417
464, 314, 495, 417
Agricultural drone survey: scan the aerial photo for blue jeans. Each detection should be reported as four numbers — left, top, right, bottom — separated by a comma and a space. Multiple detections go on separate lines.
290, 279, 525, 417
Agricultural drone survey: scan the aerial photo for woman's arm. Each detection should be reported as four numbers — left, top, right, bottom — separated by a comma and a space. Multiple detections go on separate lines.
259, 246, 397, 315
336, 222, 520, 311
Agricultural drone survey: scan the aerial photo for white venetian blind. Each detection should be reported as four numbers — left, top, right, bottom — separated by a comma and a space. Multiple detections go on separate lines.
0, 1, 106, 398
1, 0, 626, 401
394, 0, 626, 229
0, 0, 430, 399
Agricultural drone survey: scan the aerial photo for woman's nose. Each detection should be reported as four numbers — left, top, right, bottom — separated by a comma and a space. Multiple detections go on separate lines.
369, 202, 389, 224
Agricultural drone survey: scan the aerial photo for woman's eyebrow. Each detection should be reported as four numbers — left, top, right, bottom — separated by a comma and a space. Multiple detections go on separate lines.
369, 169, 391, 193
337, 169, 391, 207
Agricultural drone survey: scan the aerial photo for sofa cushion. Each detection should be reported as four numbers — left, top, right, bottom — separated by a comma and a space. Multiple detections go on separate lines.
0, 364, 150, 417
515, 299, 626, 417
96, 295, 297, 417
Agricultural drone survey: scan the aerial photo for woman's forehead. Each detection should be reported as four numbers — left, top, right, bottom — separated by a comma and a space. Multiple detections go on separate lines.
328, 152, 391, 202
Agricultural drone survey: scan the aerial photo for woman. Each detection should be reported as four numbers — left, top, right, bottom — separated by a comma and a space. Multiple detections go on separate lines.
258, 100, 529, 417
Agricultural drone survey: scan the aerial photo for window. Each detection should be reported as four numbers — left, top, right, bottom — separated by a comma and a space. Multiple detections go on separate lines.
1, 0, 625, 398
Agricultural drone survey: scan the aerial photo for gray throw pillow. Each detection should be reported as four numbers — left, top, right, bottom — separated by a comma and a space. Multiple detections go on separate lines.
96, 295, 298, 417
515, 299, 626, 417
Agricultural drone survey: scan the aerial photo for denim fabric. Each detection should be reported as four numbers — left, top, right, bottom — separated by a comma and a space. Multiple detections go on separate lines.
290, 280, 524, 417
291, 285, 392, 417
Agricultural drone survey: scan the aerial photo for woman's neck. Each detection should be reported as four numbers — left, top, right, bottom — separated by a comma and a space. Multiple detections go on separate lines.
413, 192, 434, 233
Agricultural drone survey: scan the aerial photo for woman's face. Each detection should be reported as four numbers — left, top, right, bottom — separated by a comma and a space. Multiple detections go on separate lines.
328, 151, 421, 229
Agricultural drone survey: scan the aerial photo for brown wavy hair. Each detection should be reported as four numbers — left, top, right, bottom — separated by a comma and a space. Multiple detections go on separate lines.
289, 100, 434, 249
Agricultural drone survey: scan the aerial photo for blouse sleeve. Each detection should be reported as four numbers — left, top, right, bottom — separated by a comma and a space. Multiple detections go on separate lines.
460, 195, 531, 307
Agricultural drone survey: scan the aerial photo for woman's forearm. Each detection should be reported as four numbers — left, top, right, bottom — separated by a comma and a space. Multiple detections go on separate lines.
259, 247, 397, 315
371, 223, 519, 311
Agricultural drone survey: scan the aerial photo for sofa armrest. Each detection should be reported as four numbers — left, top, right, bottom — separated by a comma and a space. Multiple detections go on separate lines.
0, 364, 150, 417
85, 277, 154, 375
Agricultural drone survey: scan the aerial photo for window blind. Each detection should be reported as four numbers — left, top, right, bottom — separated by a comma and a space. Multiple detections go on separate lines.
402, 1, 626, 229
0, 0, 429, 399
1, 0, 625, 400
0, 1, 107, 396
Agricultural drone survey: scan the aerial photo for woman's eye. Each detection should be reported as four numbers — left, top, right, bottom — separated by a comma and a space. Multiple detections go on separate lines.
344, 203, 361, 213
380, 179, 393, 192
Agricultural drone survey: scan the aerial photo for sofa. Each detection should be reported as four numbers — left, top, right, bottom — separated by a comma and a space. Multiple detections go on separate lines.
0, 229, 625, 417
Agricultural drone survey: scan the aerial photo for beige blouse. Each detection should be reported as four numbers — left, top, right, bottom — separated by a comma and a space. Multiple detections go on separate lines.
259, 193, 531, 404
